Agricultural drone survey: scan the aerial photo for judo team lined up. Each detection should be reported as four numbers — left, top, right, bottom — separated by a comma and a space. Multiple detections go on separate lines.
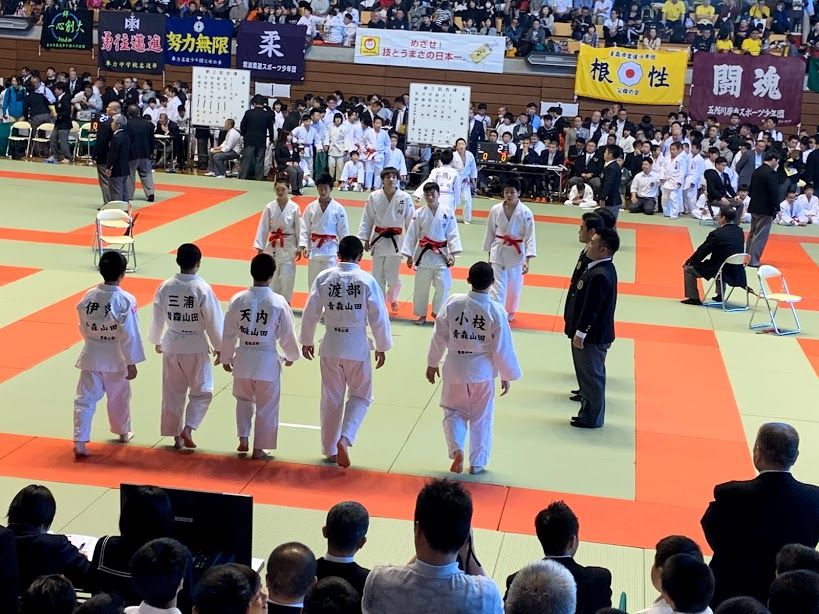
74, 167, 535, 475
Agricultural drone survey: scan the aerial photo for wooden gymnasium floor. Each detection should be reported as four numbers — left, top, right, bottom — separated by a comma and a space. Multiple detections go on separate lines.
0, 159, 817, 609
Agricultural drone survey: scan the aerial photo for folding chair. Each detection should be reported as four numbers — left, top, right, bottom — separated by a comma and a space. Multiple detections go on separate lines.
5, 121, 32, 158
749, 265, 801, 335
29, 122, 54, 159
67, 121, 81, 158
91, 200, 131, 251
93, 208, 137, 272
702, 253, 751, 312
75, 122, 97, 163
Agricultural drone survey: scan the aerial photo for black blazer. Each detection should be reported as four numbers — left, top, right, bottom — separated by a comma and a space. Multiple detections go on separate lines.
505, 556, 612, 614
704, 168, 736, 202
564, 248, 591, 326
701, 472, 819, 605
107, 129, 131, 177
747, 163, 780, 217
240, 107, 275, 148
468, 120, 485, 154
0, 525, 18, 614
275, 144, 300, 167
360, 109, 378, 128
805, 148, 819, 187
565, 260, 617, 344
540, 149, 564, 167
10, 523, 90, 593
94, 118, 114, 164
599, 161, 622, 208
267, 602, 302, 613
316, 557, 370, 597
54, 93, 73, 130
127, 117, 155, 160
572, 152, 602, 178
686, 223, 746, 284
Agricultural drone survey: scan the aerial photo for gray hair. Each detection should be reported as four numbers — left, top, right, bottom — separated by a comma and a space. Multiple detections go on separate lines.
506, 559, 577, 614
112, 114, 127, 129
756, 422, 800, 469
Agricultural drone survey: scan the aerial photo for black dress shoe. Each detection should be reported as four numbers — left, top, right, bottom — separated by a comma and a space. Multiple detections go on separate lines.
570, 419, 600, 429
147, 195, 155, 202
680, 298, 702, 306
711, 295, 723, 302
571, 389, 579, 395
569, 394, 582, 402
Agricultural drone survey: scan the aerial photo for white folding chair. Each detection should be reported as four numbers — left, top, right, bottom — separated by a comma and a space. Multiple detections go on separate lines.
91, 201, 131, 251
749, 265, 801, 335
5, 121, 31, 158
93, 208, 137, 272
702, 253, 751, 312
29, 122, 54, 158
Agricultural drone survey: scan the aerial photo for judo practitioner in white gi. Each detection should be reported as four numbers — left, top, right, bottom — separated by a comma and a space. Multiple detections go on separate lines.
358, 166, 414, 312
254, 173, 302, 304
453, 138, 478, 223
300, 173, 350, 290
683, 141, 705, 215
483, 178, 537, 320
300, 236, 393, 468
148, 243, 223, 450
776, 189, 808, 226
383, 134, 408, 187
401, 182, 463, 325
361, 116, 390, 190
659, 142, 686, 219
73, 251, 146, 458
340, 151, 365, 191
414, 149, 462, 212
219, 254, 300, 459
426, 261, 521, 474
796, 184, 819, 224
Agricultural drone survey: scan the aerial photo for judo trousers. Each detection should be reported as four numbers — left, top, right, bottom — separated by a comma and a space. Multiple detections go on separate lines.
233, 374, 282, 450
307, 256, 336, 291
160, 352, 213, 437
413, 266, 451, 318
441, 380, 494, 469
319, 356, 372, 457
73, 369, 131, 442
372, 254, 402, 304
490, 264, 523, 316
271, 260, 296, 304
458, 184, 473, 222
661, 186, 682, 218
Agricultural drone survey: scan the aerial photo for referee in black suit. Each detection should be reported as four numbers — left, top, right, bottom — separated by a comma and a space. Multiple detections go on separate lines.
565, 228, 619, 429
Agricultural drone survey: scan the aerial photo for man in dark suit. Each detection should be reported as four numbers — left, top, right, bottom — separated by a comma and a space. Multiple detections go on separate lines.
598, 145, 622, 219
239, 95, 275, 180
467, 110, 486, 156
94, 101, 120, 206
391, 96, 409, 147
569, 140, 603, 196
0, 525, 18, 613
681, 205, 746, 305
704, 157, 737, 210
66, 67, 83, 98
505, 501, 612, 613
106, 114, 131, 202
541, 140, 565, 196
746, 151, 781, 267
125, 105, 155, 202
266, 542, 317, 612
565, 228, 619, 429
702, 422, 819, 606
316, 501, 370, 599
45, 82, 73, 163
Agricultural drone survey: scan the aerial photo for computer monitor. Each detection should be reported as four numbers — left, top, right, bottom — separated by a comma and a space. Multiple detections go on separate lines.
120, 484, 253, 575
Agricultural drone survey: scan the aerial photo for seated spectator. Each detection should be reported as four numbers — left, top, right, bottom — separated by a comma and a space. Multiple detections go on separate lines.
569, 140, 603, 196
572, 7, 593, 39
661, 0, 686, 42
317, 501, 371, 597
565, 180, 597, 207
628, 157, 660, 214
266, 542, 318, 612
714, 597, 770, 613
506, 501, 611, 613
771, 1, 790, 34
362, 479, 502, 614
505, 559, 576, 614
701, 422, 819, 606
659, 554, 715, 614
603, 9, 624, 46
193, 564, 255, 614
228, 563, 269, 613
8, 484, 90, 593
582, 24, 599, 46
304, 577, 361, 614
768, 570, 819, 614
205, 118, 242, 178
75, 593, 127, 614
794, 185, 819, 224
742, 25, 764, 55
127, 537, 192, 613
693, 26, 716, 52
776, 189, 808, 226
19, 574, 76, 614
638, 536, 711, 613
777, 545, 819, 576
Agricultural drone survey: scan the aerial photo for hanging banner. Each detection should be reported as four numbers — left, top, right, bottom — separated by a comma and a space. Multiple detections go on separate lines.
235, 22, 307, 81
354, 28, 504, 74
98, 11, 166, 74
574, 44, 687, 105
165, 16, 233, 68
40, 9, 93, 50
809, 57, 819, 93
691, 52, 805, 126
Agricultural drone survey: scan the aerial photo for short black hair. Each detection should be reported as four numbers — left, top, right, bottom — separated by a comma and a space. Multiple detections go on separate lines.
120, 485, 174, 546
73, 593, 126, 614
266, 542, 317, 600
715, 156, 728, 165
535, 501, 579, 556
99, 251, 128, 282
193, 564, 254, 614
250, 253, 276, 282
581, 212, 604, 233
504, 178, 522, 193
414, 479, 472, 554
719, 205, 738, 223
714, 596, 770, 614
8, 484, 56, 529
764, 151, 780, 162
757, 423, 800, 469
316, 173, 335, 187
338, 235, 364, 261
130, 538, 192, 607
440, 149, 454, 165
654, 535, 703, 568
777, 544, 819, 575
661, 554, 715, 613
303, 577, 360, 614
275, 172, 290, 186
595, 228, 620, 254
423, 182, 440, 194
325, 501, 370, 552
467, 261, 494, 292
769, 570, 819, 613
176, 243, 202, 270
20, 575, 76, 614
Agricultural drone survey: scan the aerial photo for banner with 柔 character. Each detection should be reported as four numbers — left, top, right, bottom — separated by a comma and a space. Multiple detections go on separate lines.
165, 16, 233, 68
235, 21, 307, 81
98, 11, 166, 74
691, 52, 805, 127
574, 44, 688, 105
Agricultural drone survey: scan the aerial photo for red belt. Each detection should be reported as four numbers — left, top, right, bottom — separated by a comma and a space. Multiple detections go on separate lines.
375, 226, 402, 236
310, 233, 336, 248
268, 228, 290, 248
497, 234, 523, 254
419, 237, 447, 251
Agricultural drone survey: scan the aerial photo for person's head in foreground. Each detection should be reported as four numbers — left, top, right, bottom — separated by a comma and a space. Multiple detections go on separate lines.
266, 542, 318, 606
468, 261, 494, 293
130, 537, 191, 610
505, 559, 577, 614
768, 570, 819, 614
193, 563, 255, 614
323, 500, 370, 557
660, 553, 715, 614
777, 544, 819, 576
73, 593, 126, 614
714, 596, 771, 613
414, 479, 472, 562
8, 483, 56, 532
753, 422, 799, 472
535, 500, 579, 557
650, 535, 704, 594
303, 577, 361, 614
20, 575, 76, 614
586, 228, 620, 261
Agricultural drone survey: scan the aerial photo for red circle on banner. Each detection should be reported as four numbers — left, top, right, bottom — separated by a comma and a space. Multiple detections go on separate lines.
625, 68, 635, 78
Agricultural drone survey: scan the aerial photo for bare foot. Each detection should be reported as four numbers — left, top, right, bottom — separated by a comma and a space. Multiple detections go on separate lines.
173, 436, 184, 450
336, 438, 351, 469
237, 437, 249, 453
118, 432, 134, 443
181, 426, 197, 449
73, 442, 91, 458
252, 448, 271, 460
390, 301, 399, 312
450, 450, 464, 474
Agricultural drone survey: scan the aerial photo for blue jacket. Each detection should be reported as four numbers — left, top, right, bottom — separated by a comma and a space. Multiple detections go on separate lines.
2, 86, 26, 119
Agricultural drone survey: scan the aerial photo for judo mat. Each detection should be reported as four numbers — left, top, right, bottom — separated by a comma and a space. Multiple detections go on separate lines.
1, 160, 818, 609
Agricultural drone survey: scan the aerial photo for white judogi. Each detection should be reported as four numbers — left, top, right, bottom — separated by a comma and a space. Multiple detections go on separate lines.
683, 153, 705, 214
254, 199, 302, 304
343, 120, 364, 155
483, 202, 537, 316
221, 286, 300, 450
776, 198, 809, 225
384, 147, 408, 181
564, 183, 596, 207
796, 193, 819, 223
361, 127, 390, 189
300, 198, 350, 289
340, 159, 365, 190
659, 153, 685, 218
453, 150, 477, 222
292, 124, 320, 167
401, 204, 463, 318
300, 262, 393, 457
415, 165, 462, 211
74, 284, 146, 443
427, 291, 521, 469
148, 273, 223, 438
358, 188, 414, 305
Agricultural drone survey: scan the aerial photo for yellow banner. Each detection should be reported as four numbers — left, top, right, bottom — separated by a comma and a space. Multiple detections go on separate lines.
574, 45, 688, 105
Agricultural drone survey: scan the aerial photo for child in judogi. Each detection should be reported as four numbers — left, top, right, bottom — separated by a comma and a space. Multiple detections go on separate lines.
361, 116, 390, 190
776, 189, 807, 226
254, 174, 302, 304
300, 173, 350, 289
683, 141, 705, 214
220, 254, 300, 459
401, 182, 463, 325
482, 179, 537, 321
299, 236, 392, 468
148, 243, 223, 451
414, 149, 461, 212
564, 181, 597, 208
358, 167, 414, 312
426, 261, 521, 475
384, 133, 408, 187
659, 142, 685, 219
340, 151, 365, 191
73, 251, 146, 458
795, 183, 819, 224
453, 138, 477, 223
